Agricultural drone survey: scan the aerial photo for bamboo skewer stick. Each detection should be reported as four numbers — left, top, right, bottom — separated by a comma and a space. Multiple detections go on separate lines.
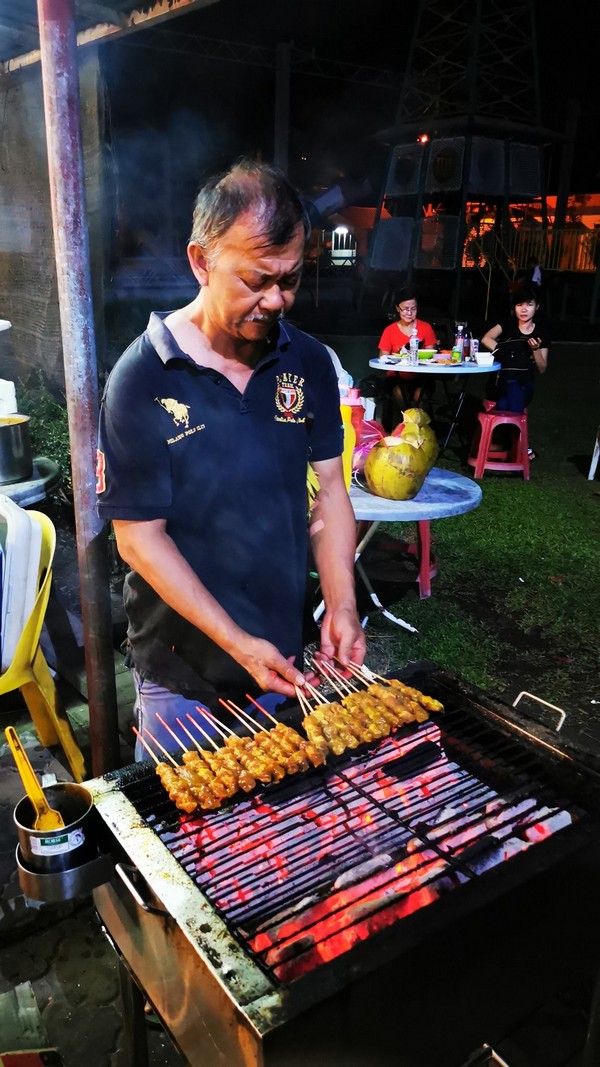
223, 698, 266, 734
318, 660, 358, 696
141, 726, 178, 767
348, 660, 379, 682
177, 717, 216, 753
244, 693, 280, 727
303, 680, 323, 704
188, 709, 231, 742
217, 698, 258, 735
345, 661, 369, 681
156, 713, 187, 753
132, 727, 160, 765
295, 684, 313, 717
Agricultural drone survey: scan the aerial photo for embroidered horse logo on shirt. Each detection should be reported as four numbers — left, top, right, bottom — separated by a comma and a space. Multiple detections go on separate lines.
156, 397, 190, 429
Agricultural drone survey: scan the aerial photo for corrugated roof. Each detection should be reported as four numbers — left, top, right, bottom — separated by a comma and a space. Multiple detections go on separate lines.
0, 0, 220, 70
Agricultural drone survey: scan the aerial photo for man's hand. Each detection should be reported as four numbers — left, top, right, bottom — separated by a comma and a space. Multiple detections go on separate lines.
236, 638, 307, 697
319, 604, 366, 674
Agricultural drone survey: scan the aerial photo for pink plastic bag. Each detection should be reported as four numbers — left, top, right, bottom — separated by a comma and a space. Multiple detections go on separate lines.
352, 419, 386, 472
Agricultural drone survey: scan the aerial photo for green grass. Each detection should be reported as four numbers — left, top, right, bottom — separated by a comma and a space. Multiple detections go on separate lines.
358, 344, 600, 720
19, 372, 72, 497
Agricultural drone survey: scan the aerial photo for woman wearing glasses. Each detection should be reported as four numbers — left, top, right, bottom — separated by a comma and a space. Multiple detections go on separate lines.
377, 286, 438, 429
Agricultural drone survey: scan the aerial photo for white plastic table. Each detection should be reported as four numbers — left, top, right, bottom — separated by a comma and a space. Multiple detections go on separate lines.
368, 357, 501, 451
349, 466, 482, 622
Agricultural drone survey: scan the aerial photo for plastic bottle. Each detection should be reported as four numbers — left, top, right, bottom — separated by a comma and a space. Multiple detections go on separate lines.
463, 329, 471, 362
409, 327, 419, 367
454, 324, 464, 362
345, 387, 365, 439
340, 403, 357, 490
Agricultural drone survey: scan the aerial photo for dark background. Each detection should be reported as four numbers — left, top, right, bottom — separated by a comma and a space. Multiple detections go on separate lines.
104, 0, 600, 194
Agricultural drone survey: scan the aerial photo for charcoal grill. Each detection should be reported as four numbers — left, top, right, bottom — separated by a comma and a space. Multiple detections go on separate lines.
88, 663, 600, 1066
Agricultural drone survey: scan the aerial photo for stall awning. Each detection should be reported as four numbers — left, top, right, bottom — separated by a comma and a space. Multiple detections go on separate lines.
0, 0, 219, 71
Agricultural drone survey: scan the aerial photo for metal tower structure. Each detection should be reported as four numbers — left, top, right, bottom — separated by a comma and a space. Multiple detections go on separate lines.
395, 0, 542, 132
365, 0, 558, 315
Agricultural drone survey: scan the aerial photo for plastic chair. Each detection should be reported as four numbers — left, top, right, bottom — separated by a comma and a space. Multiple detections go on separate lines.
0, 510, 86, 782
468, 407, 530, 480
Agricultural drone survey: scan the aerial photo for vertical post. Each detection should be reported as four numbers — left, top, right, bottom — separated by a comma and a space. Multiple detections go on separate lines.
274, 41, 290, 174
37, 0, 120, 775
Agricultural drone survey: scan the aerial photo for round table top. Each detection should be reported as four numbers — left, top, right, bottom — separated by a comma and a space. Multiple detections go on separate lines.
0, 456, 62, 506
369, 357, 500, 375
349, 466, 482, 522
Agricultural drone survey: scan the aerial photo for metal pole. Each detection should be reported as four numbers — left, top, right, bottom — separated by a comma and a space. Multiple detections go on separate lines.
37, 0, 120, 775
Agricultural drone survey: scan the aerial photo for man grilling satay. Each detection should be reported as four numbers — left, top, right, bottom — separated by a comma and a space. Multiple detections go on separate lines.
96, 158, 366, 760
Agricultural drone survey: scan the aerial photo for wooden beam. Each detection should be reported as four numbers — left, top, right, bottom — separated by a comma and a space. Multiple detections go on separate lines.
2, 0, 220, 74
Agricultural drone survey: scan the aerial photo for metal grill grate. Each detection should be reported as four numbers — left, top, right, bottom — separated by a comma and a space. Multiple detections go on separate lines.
117, 680, 591, 984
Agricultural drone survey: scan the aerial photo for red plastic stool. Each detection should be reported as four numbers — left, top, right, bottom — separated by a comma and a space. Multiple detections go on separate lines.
468, 408, 530, 479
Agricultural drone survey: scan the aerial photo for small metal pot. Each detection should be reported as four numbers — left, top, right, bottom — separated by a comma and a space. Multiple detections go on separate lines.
14, 783, 99, 874
0, 414, 33, 484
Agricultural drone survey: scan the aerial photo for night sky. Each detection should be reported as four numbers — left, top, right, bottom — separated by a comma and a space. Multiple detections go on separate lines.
102, 0, 600, 251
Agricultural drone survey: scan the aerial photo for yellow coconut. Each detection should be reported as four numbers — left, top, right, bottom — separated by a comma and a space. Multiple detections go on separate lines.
393, 409, 439, 468
363, 435, 429, 500
401, 407, 431, 427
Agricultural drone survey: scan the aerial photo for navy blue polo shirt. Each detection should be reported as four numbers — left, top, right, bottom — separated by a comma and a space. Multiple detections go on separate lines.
96, 312, 343, 697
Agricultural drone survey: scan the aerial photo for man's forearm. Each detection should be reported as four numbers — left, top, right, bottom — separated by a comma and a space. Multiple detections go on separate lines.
310, 482, 358, 610
114, 521, 247, 657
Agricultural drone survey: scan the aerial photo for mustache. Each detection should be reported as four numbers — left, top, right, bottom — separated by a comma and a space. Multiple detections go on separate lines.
245, 311, 284, 323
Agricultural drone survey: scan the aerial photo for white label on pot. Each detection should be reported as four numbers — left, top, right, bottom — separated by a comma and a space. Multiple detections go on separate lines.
30, 829, 86, 855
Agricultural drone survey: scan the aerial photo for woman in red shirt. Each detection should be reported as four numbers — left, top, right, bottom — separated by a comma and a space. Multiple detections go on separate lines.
377, 287, 438, 429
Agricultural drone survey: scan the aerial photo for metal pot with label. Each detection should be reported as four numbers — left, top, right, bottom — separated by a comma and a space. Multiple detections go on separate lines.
0, 414, 33, 484
14, 783, 113, 902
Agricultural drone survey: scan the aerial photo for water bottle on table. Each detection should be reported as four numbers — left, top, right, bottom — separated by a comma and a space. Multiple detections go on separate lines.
409, 327, 419, 367
453, 323, 466, 363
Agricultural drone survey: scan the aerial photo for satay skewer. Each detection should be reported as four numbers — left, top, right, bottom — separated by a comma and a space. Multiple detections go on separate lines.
244, 693, 279, 727
193, 708, 232, 741
222, 699, 308, 776
132, 726, 160, 764
244, 695, 326, 769
156, 713, 188, 754
181, 716, 256, 793
202, 707, 280, 784
142, 726, 179, 766
152, 716, 233, 800
220, 698, 267, 735
137, 726, 205, 814
176, 716, 215, 753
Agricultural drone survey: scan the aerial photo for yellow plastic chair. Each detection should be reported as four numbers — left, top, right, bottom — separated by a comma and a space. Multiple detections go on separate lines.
0, 510, 86, 782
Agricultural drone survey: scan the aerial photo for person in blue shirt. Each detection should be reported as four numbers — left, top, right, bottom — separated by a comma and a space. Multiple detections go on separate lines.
96, 159, 365, 757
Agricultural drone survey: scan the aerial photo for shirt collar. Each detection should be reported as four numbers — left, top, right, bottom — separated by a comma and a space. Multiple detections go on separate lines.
146, 311, 291, 368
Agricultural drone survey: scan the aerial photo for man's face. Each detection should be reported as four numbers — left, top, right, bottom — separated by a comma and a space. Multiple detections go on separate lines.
189, 212, 305, 345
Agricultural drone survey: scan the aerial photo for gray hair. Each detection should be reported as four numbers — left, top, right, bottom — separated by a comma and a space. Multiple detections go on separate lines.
189, 158, 310, 267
